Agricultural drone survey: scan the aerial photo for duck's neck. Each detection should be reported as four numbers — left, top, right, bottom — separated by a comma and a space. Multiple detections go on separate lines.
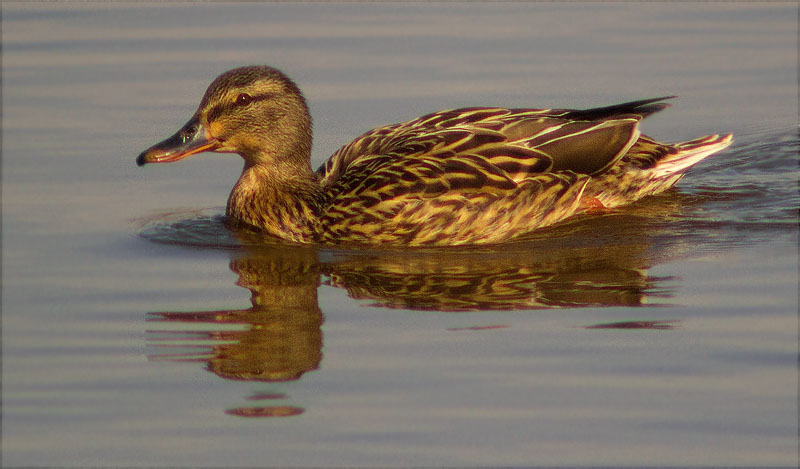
226, 163, 325, 243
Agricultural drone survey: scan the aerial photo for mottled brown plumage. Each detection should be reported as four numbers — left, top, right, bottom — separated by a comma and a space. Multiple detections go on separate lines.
138, 65, 733, 246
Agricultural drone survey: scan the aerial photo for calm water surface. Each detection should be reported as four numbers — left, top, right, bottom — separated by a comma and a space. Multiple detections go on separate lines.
2, 3, 798, 466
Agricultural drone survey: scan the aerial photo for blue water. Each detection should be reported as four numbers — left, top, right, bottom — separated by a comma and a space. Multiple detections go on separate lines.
2, 3, 797, 466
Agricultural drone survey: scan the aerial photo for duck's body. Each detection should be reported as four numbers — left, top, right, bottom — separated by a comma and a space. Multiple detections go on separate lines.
138, 66, 732, 246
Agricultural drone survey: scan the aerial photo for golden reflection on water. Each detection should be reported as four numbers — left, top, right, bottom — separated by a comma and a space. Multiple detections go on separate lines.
145, 192, 691, 417
148, 248, 322, 417
324, 245, 653, 311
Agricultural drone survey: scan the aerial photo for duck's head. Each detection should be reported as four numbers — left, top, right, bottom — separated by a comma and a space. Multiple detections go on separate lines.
137, 66, 312, 172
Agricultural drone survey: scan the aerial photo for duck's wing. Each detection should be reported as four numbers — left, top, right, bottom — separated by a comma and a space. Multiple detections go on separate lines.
311, 101, 672, 245
317, 98, 674, 188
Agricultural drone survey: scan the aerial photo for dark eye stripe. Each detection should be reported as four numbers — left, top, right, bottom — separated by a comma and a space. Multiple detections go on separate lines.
206, 92, 277, 122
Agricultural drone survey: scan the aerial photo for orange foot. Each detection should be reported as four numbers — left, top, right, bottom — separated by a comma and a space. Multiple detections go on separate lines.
582, 197, 608, 213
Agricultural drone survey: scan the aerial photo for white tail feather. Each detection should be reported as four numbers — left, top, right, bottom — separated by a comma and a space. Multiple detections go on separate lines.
652, 133, 733, 179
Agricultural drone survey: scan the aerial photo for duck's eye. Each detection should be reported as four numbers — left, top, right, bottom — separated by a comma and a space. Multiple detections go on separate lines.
235, 93, 252, 106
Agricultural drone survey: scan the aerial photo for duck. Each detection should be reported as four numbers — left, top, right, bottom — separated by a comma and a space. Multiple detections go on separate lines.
137, 65, 733, 246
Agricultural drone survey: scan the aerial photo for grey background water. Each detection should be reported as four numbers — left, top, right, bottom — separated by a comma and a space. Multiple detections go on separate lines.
2, 3, 798, 466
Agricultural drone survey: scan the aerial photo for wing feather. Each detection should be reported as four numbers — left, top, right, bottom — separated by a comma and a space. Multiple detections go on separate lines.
317, 99, 661, 188
312, 98, 672, 243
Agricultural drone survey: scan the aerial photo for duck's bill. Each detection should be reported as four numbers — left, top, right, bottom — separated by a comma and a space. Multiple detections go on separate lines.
136, 119, 220, 166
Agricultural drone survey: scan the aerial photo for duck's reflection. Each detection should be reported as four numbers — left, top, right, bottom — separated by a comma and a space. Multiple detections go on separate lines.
148, 247, 322, 416
324, 243, 655, 311
150, 248, 322, 382
146, 192, 689, 416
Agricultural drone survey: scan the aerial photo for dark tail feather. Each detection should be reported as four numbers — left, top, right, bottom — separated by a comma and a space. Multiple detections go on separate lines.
564, 96, 676, 121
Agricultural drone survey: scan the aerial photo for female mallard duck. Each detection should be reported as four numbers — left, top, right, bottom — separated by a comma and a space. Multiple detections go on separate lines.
137, 65, 732, 246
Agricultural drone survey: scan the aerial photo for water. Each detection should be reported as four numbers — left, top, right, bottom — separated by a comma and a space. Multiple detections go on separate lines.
2, 3, 798, 466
